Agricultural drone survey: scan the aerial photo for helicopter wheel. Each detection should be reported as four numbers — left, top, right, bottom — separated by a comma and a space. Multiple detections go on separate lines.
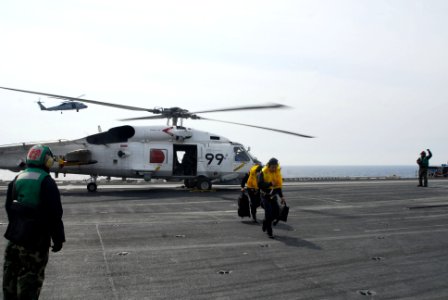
87, 182, 97, 192
196, 177, 211, 190
184, 179, 196, 189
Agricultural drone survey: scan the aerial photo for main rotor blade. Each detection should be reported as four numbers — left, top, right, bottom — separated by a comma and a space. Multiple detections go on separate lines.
0, 86, 160, 113
120, 115, 166, 121
191, 103, 289, 114
198, 117, 315, 138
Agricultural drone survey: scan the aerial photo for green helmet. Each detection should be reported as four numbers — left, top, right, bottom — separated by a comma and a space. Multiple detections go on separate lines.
26, 144, 54, 166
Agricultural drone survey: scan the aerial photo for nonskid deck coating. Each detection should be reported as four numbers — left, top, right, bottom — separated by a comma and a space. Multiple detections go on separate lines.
0, 180, 447, 299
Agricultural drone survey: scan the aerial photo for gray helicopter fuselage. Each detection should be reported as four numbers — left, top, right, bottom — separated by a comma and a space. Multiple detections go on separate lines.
0, 125, 256, 184
38, 101, 88, 112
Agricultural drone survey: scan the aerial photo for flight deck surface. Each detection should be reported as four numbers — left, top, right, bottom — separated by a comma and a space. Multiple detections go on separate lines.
0, 180, 447, 299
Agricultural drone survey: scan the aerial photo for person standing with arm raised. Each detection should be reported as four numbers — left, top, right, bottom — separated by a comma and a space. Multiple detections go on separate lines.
417, 149, 432, 187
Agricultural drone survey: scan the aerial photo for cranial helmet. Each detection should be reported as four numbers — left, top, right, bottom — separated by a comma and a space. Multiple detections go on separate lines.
26, 144, 54, 167
267, 157, 279, 166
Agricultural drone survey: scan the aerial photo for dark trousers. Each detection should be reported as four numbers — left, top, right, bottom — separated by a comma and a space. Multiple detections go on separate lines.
419, 167, 428, 186
262, 195, 279, 236
247, 189, 261, 219
3, 242, 49, 300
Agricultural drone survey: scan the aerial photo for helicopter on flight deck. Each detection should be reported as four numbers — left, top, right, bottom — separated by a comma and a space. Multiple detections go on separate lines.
0, 86, 314, 192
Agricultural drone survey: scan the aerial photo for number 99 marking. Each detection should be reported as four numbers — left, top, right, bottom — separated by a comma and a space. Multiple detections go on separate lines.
205, 153, 224, 165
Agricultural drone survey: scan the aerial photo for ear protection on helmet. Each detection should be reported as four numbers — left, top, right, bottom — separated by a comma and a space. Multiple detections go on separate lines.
45, 155, 55, 169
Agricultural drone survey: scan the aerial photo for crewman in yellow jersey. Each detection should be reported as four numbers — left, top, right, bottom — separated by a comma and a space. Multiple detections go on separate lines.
241, 163, 263, 222
257, 158, 285, 238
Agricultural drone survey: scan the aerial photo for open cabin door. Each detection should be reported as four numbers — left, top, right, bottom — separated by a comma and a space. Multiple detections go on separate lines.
173, 144, 197, 176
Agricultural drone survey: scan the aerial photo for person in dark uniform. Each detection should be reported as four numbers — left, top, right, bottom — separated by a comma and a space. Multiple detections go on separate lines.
417, 149, 432, 187
257, 158, 285, 238
3, 144, 65, 300
241, 163, 263, 222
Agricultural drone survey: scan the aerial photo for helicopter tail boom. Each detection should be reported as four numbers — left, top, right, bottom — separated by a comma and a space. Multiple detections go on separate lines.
37, 101, 47, 111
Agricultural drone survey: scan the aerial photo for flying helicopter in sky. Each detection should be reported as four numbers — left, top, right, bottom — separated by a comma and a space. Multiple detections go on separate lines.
37, 100, 88, 113
0, 86, 314, 192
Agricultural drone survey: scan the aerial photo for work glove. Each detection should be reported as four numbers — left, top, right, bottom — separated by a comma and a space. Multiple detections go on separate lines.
51, 242, 63, 253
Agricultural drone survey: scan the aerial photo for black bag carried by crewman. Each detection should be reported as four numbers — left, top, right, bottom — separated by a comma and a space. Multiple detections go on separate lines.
278, 203, 289, 222
237, 191, 251, 217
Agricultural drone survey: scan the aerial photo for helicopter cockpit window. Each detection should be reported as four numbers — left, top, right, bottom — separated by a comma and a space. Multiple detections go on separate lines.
86, 125, 136, 144
234, 147, 250, 162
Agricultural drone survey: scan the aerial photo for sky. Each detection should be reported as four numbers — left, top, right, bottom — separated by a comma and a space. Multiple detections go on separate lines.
1, 0, 447, 175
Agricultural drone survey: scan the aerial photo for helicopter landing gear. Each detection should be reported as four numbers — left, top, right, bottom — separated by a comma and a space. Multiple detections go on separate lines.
87, 182, 97, 192
196, 176, 212, 190
184, 179, 196, 189
184, 177, 212, 190
87, 176, 98, 192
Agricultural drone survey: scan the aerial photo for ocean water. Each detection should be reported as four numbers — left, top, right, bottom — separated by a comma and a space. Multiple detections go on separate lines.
282, 165, 418, 179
